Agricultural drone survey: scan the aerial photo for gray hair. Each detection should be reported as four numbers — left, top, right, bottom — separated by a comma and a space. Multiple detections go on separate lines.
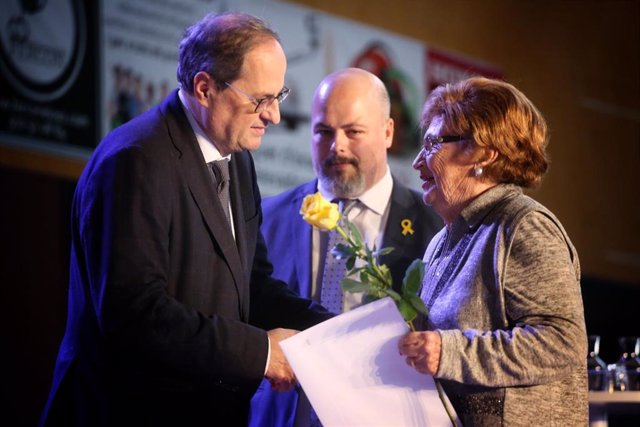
177, 12, 279, 93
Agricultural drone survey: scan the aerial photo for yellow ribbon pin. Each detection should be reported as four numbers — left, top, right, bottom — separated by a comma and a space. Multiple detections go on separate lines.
401, 219, 414, 236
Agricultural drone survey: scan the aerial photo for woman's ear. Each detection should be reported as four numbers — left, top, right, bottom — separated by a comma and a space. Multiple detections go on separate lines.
471, 147, 498, 178
479, 147, 498, 168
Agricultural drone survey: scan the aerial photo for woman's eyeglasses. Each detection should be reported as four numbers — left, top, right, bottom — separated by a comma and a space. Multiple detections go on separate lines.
421, 135, 468, 155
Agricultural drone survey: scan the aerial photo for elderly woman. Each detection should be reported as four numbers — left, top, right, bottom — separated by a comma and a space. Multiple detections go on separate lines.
398, 77, 587, 426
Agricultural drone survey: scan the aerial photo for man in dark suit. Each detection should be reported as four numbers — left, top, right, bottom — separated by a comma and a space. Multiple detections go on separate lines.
40, 12, 331, 427
249, 68, 443, 427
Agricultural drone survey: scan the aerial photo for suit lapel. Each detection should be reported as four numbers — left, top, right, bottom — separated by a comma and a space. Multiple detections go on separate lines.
292, 181, 316, 299
382, 181, 419, 289
229, 155, 247, 267
228, 154, 252, 320
162, 91, 246, 304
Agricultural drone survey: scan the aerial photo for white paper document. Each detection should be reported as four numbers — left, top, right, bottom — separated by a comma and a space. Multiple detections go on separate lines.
281, 297, 455, 426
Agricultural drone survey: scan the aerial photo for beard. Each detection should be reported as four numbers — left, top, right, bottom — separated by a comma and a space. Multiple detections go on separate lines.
317, 154, 366, 198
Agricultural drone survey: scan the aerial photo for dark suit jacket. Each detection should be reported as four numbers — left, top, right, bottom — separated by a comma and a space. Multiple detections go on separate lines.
249, 178, 443, 427
40, 90, 330, 427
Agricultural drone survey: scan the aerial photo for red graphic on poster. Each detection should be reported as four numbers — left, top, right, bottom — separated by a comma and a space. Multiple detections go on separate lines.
351, 42, 419, 155
426, 47, 504, 94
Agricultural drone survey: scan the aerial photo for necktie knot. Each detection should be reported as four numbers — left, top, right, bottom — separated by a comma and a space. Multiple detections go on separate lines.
335, 198, 357, 218
210, 159, 229, 194
207, 160, 231, 226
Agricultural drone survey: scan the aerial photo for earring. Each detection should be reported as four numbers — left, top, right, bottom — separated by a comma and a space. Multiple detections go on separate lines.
474, 165, 483, 177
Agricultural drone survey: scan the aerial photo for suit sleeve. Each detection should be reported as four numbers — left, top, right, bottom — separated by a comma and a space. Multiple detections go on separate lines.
243, 165, 331, 331
249, 229, 332, 331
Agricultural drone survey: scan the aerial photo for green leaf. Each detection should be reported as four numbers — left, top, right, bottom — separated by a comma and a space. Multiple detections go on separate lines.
398, 299, 419, 323
362, 293, 382, 304
364, 271, 386, 290
332, 243, 354, 259
379, 264, 393, 287
408, 294, 429, 315
402, 259, 425, 295
363, 244, 374, 260
346, 266, 366, 276
341, 278, 374, 293
368, 288, 387, 299
326, 216, 430, 327
374, 247, 395, 257
347, 221, 364, 246
359, 269, 369, 283
384, 288, 402, 302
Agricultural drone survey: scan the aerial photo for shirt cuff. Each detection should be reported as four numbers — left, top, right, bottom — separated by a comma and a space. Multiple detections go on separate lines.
265, 334, 271, 375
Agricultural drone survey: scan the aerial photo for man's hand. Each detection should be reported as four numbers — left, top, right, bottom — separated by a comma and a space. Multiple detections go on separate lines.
398, 331, 442, 375
265, 328, 298, 391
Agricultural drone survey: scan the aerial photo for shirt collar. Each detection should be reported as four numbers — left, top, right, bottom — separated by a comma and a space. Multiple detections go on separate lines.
178, 89, 230, 163
318, 166, 393, 216
459, 183, 522, 230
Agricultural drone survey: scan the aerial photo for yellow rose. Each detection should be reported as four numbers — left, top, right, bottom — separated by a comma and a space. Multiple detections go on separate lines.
300, 192, 340, 231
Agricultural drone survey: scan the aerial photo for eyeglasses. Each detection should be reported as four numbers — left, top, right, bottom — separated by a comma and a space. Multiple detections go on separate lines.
421, 134, 468, 155
224, 82, 290, 113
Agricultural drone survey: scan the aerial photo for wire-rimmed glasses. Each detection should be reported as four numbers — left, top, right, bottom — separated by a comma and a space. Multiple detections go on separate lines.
224, 82, 290, 113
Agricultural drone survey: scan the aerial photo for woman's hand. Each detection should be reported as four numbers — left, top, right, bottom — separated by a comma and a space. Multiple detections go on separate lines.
398, 331, 442, 375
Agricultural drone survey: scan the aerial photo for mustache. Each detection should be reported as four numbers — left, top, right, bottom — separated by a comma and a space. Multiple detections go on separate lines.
323, 154, 359, 169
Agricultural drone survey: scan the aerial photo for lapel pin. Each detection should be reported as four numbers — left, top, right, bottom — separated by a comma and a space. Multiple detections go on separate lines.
401, 219, 414, 236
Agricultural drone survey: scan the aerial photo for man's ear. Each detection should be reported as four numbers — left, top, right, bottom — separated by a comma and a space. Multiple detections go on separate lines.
192, 71, 215, 106
384, 117, 395, 150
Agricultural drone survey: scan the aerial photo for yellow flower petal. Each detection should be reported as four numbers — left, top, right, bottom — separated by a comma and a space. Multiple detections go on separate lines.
300, 192, 340, 230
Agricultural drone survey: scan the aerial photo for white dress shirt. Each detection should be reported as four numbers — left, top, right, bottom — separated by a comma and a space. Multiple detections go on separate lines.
314, 168, 393, 312
178, 89, 235, 236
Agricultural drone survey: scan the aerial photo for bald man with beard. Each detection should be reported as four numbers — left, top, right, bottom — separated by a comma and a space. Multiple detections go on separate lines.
249, 68, 442, 427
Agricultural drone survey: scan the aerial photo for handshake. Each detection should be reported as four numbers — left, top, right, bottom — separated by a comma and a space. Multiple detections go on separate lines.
265, 328, 299, 392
